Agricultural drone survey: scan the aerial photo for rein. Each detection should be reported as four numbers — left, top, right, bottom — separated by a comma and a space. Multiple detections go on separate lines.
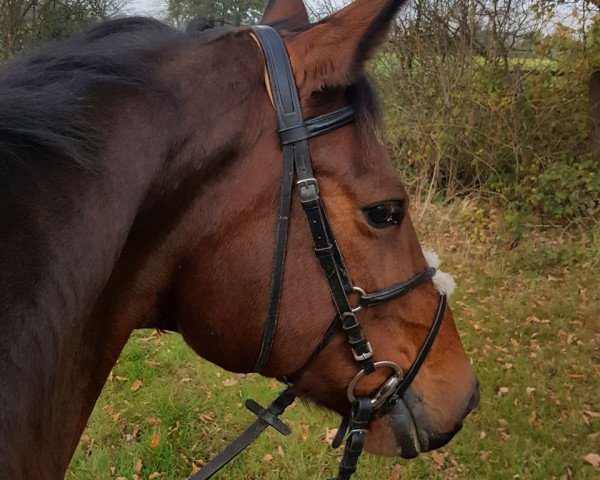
189, 26, 446, 480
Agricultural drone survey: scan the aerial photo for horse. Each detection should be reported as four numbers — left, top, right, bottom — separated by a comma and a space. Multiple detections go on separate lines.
0, 0, 479, 478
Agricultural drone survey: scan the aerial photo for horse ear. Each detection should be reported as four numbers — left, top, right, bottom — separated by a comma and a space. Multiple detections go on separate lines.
288, 0, 407, 94
261, 0, 310, 28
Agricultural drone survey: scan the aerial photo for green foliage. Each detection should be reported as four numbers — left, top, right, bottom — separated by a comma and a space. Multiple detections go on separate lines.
376, 17, 600, 226
0, 0, 123, 60
167, 0, 265, 27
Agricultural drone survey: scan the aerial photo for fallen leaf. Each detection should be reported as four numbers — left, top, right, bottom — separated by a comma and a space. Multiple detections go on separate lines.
263, 453, 273, 462
277, 445, 284, 457
131, 379, 142, 392
324, 428, 338, 446
583, 453, 600, 468
222, 378, 238, 387
169, 421, 181, 434
430, 451, 447, 469
147, 417, 162, 426
135, 458, 143, 473
150, 433, 161, 449
390, 464, 402, 480
496, 387, 509, 397
145, 360, 161, 367
149, 473, 161, 479
300, 424, 310, 443
102, 404, 115, 416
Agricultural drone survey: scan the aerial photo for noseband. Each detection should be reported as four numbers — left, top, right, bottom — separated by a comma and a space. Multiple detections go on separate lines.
190, 26, 447, 480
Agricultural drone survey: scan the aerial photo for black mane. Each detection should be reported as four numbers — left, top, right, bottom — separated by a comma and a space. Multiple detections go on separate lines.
0, 17, 187, 176
0, 16, 379, 180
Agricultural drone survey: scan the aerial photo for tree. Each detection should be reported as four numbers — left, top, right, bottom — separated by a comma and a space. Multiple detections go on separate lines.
167, 0, 265, 27
0, 0, 125, 60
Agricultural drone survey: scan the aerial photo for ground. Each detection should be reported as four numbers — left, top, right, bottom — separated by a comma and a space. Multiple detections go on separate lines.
67, 202, 600, 480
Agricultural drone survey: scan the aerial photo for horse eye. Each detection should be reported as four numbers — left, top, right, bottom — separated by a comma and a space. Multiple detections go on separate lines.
364, 201, 404, 228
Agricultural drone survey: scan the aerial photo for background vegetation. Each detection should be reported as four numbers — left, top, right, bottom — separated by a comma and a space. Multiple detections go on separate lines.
0, 0, 598, 478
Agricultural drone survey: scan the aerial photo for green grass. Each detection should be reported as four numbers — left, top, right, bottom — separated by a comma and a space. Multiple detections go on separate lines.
67, 211, 600, 480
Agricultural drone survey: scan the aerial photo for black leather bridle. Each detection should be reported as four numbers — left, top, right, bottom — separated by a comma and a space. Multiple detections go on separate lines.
189, 26, 447, 480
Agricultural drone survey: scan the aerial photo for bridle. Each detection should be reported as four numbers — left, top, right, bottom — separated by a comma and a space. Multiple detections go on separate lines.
189, 26, 447, 480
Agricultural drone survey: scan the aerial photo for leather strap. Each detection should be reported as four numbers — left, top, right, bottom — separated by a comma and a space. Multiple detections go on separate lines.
189, 390, 296, 480
359, 267, 436, 308
334, 398, 372, 480
371, 294, 447, 420
280, 106, 356, 145
251, 25, 367, 373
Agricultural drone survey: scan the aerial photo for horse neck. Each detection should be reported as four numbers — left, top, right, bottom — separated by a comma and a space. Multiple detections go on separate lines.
0, 31, 265, 478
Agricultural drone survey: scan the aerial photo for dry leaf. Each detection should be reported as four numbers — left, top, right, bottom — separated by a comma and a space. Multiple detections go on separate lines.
277, 445, 284, 457
222, 378, 238, 387
102, 404, 115, 416
263, 453, 273, 462
149, 473, 161, 479
496, 387, 509, 397
145, 360, 161, 367
390, 464, 402, 480
300, 424, 310, 443
150, 433, 161, 449
430, 451, 447, 469
147, 417, 162, 426
583, 453, 600, 468
135, 458, 143, 473
131, 379, 142, 392
324, 428, 338, 446
131, 378, 142, 392
169, 421, 181, 434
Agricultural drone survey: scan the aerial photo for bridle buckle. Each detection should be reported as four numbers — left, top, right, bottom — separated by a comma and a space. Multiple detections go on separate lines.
352, 342, 373, 362
297, 178, 319, 202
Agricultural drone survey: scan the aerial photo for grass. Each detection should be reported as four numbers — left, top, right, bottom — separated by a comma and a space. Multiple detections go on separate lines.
67, 204, 599, 480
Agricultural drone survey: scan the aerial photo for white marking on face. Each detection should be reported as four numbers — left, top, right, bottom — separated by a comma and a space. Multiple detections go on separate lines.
422, 249, 456, 296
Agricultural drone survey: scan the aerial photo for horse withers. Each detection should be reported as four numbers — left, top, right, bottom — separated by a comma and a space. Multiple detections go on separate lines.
0, 0, 479, 478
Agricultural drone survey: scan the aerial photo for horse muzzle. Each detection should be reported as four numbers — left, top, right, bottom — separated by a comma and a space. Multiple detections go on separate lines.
364, 381, 480, 458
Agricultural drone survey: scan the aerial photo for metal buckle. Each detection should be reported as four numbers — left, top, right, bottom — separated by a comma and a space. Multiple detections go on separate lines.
297, 178, 319, 202
346, 361, 404, 406
352, 342, 373, 362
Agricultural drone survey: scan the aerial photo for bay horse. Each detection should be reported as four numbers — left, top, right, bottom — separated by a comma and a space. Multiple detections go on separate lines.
0, 0, 479, 478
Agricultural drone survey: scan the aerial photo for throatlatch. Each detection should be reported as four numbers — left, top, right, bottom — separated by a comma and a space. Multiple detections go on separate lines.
188, 25, 447, 480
